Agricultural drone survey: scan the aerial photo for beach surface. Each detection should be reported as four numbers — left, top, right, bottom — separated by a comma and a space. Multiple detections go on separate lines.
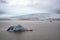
0, 21, 60, 40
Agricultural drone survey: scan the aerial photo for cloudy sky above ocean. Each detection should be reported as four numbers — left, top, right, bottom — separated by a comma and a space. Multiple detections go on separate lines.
0, 0, 60, 18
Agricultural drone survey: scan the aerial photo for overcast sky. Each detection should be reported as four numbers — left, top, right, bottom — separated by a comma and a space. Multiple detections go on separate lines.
0, 0, 60, 18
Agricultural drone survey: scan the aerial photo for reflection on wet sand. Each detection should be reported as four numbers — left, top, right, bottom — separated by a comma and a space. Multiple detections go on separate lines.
0, 21, 60, 40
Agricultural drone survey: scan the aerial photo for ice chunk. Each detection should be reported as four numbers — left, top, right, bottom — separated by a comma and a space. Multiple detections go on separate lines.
7, 25, 32, 32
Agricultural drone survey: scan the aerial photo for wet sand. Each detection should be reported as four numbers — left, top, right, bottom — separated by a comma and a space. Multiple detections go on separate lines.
0, 21, 60, 40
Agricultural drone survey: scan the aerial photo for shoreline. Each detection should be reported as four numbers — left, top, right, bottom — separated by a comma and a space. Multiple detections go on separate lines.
0, 20, 60, 22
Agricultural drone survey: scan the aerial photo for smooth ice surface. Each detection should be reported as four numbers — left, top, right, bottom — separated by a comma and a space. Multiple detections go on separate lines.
7, 25, 32, 32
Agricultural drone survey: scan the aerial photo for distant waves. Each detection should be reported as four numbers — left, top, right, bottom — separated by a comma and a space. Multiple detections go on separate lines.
0, 13, 60, 21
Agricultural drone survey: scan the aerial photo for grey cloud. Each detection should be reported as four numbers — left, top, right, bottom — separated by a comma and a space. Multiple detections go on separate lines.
0, 0, 7, 3
0, 10, 6, 15
0, 0, 7, 15
28, 0, 60, 13
0, 0, 60, 16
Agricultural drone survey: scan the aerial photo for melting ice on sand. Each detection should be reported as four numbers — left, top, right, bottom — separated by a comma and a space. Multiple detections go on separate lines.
7, 25, 32, 32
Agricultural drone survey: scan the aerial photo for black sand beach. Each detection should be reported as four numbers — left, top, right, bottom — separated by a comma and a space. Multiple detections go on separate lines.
0, 21, 60, 40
